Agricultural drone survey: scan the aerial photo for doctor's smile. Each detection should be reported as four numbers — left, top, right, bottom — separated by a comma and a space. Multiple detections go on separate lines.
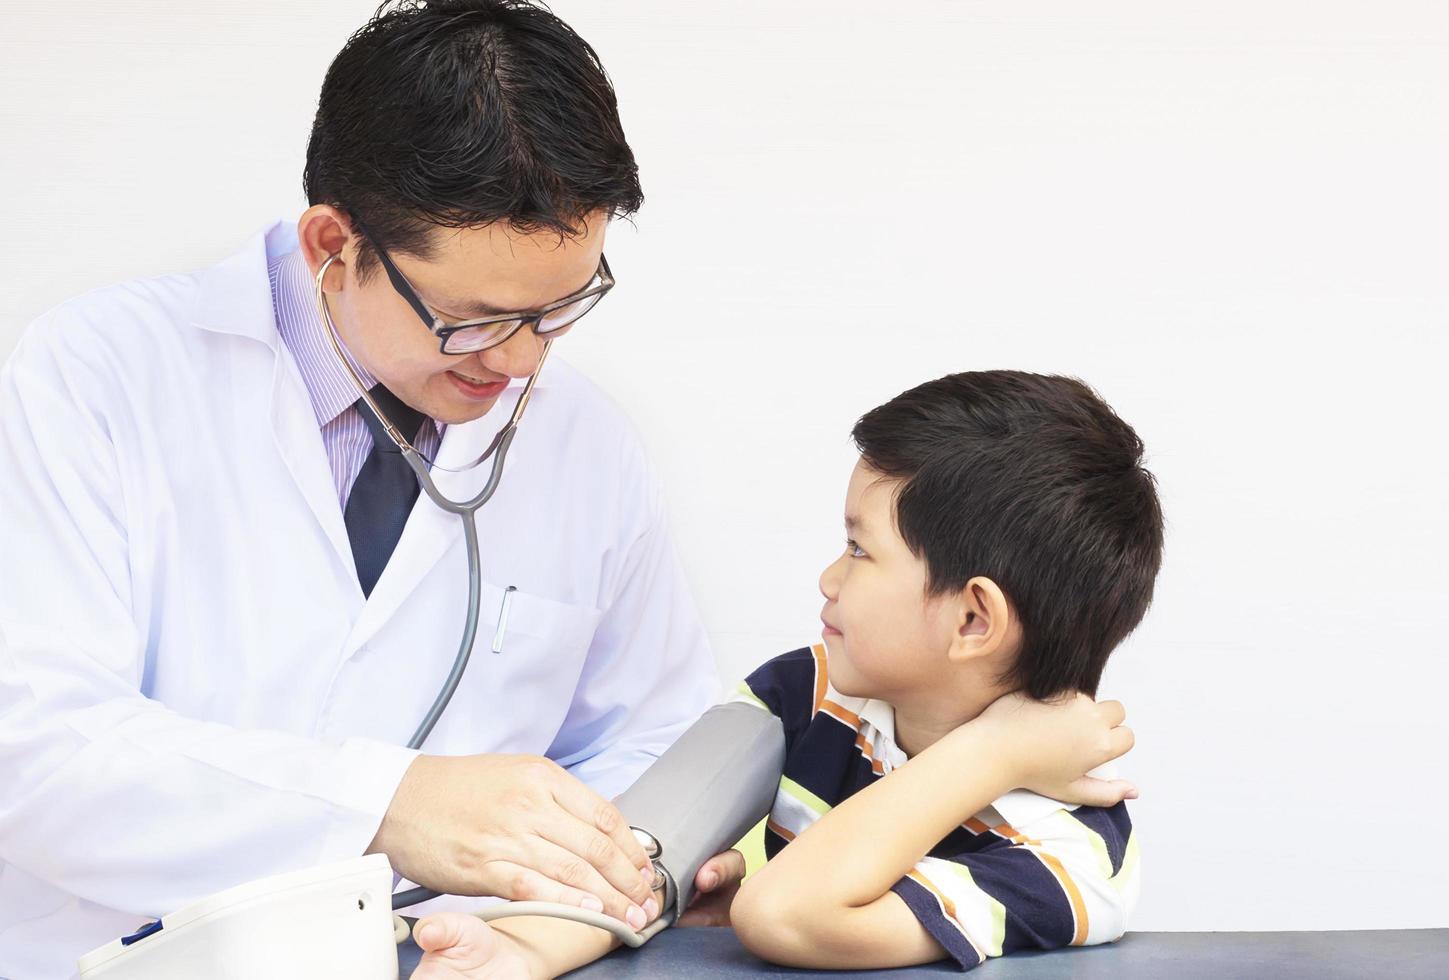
445, 370, 510, 402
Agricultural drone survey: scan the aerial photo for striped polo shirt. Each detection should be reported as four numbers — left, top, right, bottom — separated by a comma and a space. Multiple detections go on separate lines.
733, 645, 1140, 971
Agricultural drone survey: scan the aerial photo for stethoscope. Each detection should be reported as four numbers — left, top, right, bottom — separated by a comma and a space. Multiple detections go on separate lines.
313, 255, 669, 946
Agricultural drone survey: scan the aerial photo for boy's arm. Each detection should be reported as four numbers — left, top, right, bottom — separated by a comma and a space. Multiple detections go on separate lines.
731, 693, 1135, 970
411, 881, 668, 980
489, 881, 667, 979
730, 720, 1010, 968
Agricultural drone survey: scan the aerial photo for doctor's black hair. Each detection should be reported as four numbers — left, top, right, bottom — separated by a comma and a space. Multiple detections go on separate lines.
304, 0, 642, 281
851, 371, 1164, 700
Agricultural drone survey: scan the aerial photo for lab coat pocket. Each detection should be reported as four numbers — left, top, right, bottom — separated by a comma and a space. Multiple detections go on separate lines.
456, 582, 604, 748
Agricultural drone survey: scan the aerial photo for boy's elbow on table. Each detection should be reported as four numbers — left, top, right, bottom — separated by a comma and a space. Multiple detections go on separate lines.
731, 874, 815, 965
731, 873, 945, 970
736, 881, 805, 962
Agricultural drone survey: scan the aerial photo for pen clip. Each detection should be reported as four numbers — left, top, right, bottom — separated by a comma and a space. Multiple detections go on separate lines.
491, 586, 517, 654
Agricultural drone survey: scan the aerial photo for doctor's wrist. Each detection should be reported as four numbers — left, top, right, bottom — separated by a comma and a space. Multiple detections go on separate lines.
364, 754, 432, 869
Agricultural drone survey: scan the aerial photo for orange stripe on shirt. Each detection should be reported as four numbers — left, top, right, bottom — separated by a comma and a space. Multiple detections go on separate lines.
993, 823, 1038, 844
809, 644, 829, 714
855, 732, 886, 774
906, 870, 958, 920
905, 871, 984, 960
766, 816, 797, 842
819, 699, 862, 730
1036, 851, 1090, 945
994, 823, 1089, 945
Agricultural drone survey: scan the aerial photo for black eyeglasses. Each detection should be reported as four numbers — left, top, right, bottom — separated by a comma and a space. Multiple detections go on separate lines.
358, 223, 614, 355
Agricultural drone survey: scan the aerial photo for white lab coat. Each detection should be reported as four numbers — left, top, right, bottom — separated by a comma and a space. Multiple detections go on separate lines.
0, 221, 718, 979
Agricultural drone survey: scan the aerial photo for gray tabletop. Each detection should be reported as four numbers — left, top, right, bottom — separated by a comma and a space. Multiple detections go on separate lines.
400, 926, 1449, 978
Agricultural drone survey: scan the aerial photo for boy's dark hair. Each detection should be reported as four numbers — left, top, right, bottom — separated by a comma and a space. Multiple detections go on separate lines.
852, 371, 1163, 699
304, 0, 642, 281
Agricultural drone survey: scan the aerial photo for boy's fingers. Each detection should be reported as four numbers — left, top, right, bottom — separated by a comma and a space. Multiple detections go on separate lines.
1106, 779, 1140, 801
1064, 776, 1137, 808
1096, 699, 1126, 727
695, 849, 745, 892
1106, 724, 1135, 760
412, 914, 511, 980
677, 896, 733, 927
413, 913, 466, 953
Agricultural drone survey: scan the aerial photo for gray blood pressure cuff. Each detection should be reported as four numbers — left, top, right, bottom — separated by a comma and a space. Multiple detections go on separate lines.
614, 701, 785, 929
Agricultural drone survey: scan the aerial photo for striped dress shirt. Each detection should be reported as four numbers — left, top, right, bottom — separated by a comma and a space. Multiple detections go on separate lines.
268, 248, 442, 509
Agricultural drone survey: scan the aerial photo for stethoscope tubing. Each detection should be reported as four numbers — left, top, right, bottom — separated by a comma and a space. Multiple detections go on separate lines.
312, 256, 553, 912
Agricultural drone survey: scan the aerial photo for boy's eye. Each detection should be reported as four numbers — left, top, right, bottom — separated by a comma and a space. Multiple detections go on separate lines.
846, 539, 866, 558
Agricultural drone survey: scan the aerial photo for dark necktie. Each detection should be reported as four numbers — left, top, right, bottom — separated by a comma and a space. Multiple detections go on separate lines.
345, 384, 428, 597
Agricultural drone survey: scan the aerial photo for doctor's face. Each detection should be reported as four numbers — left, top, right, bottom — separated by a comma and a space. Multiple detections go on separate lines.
330, 213, 608, 425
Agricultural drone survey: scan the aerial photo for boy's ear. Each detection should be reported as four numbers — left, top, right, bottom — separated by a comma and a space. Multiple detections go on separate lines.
946, 576, 1016, 664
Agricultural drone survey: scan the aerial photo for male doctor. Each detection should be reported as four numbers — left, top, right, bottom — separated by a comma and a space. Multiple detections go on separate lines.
0, 2, 739, 976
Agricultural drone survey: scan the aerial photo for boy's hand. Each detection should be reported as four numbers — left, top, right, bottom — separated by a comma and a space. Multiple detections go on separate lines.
975, 692, 1138, 807
410, 913, 531, 980
677, 849, 746, 927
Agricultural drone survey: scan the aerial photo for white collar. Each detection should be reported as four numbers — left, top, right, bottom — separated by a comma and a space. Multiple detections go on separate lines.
831, 684, 1079, 829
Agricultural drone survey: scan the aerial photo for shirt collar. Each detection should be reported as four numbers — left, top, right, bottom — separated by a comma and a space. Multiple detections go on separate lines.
270, 248, 378, 428
849, 689, 1084, 829
858, 697, 901, 757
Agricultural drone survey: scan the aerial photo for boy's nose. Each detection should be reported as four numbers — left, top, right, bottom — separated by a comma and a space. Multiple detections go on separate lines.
818, 553, 846, 600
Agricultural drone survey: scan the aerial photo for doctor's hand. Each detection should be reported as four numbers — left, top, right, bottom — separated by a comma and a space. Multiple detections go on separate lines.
369, 754, 659, 930
676, 849, 746, 928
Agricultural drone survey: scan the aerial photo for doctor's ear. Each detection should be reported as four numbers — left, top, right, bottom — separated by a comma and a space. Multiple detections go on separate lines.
945, 576, 1019, 664
297, 205, 357, 292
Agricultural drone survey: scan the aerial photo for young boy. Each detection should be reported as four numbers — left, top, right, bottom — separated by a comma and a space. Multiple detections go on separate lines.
410, 369, 1162, 976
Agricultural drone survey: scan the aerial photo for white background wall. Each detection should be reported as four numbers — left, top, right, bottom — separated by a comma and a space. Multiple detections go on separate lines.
3, 0, 1446, 933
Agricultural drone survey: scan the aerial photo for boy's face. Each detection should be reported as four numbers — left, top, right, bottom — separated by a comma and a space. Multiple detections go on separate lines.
818, 460, 957, 701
